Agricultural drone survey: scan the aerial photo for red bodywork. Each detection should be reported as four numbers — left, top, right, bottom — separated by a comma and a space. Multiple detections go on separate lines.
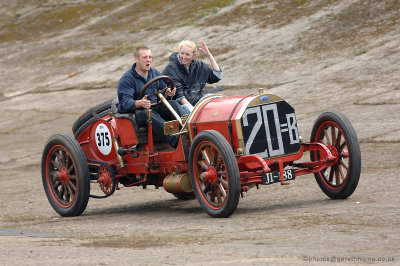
75, 93, 337, 192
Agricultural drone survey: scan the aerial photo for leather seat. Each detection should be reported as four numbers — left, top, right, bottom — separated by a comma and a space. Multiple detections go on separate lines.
111, 98, 161, 143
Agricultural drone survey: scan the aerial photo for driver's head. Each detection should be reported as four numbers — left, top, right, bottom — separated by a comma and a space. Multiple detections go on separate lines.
134, 46, 152, 75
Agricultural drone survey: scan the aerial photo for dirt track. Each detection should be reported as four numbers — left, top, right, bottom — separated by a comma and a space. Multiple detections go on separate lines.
1, 0, 399, 265
0, 87, 399, 265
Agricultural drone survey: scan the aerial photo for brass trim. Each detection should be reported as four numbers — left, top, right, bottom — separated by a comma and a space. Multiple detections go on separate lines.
164, 120, 180, 135
158, 92, 182, 126
231, 95, 255, 154
247, 94, 283, 108
108, 114, 125, 168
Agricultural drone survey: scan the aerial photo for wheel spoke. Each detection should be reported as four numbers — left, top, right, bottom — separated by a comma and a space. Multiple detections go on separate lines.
210, 186, 216, 203
68, 181, 76, 194
339, 141, 346, 151
339, 158, 348, 170
213, 147, 221, 166
51, 158, 56, 169
339, 149, 349, 158
52, 156, 60, 169
335, 130, 342, 148
65, 156, 70, 170
57, 150, 65, 167
58, 185, 65, 200
65, 185, 71, 202
198, 160, 208, 170
50, 171, 58, 181
67, 163, 74, 174
52, 181, 61, 189
324, 128, 332, 145
202, 182, 210, 194
217, 170, 227, 176
338, 163, 346, 181
218, 183, 227, 198
331, 126, 336, 146
201, 149, 211, 166
214, 157, 222, 171
334, 166, 340, 185
328, 166, 334, 182
218, 177, 228, 187
216, 185, 222, 204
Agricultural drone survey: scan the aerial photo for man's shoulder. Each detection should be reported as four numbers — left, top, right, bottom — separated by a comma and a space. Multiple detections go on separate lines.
120, 66, 135, 80
118, 67, 138, 90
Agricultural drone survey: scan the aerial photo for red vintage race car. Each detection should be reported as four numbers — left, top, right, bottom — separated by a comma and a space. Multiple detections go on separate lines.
41, 76, 361, 218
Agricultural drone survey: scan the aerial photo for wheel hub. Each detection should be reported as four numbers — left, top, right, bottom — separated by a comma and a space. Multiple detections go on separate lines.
200, 166, 218, 184
328, 145, 340, 164
57, 167, 69, 185
98, 165, 113, 194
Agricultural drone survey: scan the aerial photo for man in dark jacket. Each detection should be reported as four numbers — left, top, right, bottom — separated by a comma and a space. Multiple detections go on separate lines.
117, 46, 184, 148
162, 40, 222, 114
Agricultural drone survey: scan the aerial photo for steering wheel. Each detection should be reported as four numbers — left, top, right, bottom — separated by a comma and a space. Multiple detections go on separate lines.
139, 75, 175, 107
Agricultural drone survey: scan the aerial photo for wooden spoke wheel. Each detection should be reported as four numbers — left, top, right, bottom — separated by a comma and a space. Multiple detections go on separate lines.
189, 130, 240, 218
42, 134, 90, 216
310, 111, 361, 199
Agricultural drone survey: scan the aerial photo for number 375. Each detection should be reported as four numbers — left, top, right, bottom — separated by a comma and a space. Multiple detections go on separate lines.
96, 132, 110, 147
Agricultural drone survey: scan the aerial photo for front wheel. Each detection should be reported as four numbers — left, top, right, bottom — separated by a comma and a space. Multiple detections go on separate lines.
41, 133, 90, 216
189, 130, 240, 218
310, 111, 361, 199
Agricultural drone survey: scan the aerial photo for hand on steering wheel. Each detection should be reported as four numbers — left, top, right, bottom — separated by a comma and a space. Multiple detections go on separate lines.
139, 75, 175, 108
165, 87, 177, 98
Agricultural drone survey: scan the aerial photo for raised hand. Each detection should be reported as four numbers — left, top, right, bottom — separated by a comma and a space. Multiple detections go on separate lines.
198, 40, 211, 56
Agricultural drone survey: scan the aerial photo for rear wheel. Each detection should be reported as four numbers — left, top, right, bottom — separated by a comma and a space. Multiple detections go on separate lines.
189, 130, 240, 218
72, 98, 114, 136
41, 133, 90, 216
310, 111, 361, 199
74, 108, 111, 139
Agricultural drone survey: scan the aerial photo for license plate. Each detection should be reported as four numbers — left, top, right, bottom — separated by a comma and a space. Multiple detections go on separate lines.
262, 169, 295, 185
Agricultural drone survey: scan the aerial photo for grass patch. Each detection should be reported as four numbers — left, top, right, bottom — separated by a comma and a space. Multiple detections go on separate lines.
81, 232, 209, 249
0, 1, 119, 42
349, 49, 368, 57
323, 61, 337, 69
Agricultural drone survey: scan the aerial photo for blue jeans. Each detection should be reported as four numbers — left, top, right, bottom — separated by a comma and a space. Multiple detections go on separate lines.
135, 100, 184, 148
181, 103, 193, 114
181, 93, 211, 114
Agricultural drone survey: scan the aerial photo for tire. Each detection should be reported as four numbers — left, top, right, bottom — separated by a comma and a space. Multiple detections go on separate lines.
189, 130, 241, 218
74, 108, 111, 139
72, 98, 114, 135
310, 111, 361, 199
41, 133, 90, 216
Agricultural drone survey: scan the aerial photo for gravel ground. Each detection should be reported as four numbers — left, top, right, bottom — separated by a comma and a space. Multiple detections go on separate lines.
1, 0, 399, 265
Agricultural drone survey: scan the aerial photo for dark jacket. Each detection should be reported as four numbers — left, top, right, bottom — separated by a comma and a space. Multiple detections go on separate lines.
162, 52, 222, 106
117, 63, 164, 113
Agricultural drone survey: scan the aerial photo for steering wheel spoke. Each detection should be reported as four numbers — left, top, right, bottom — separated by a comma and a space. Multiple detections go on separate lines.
139, 75, 175, 108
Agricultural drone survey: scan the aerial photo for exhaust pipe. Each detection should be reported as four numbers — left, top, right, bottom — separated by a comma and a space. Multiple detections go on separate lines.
163, 173, 192, 193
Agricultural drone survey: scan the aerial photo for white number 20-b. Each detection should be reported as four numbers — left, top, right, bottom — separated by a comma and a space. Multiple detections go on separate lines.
242, 104, 298, 158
